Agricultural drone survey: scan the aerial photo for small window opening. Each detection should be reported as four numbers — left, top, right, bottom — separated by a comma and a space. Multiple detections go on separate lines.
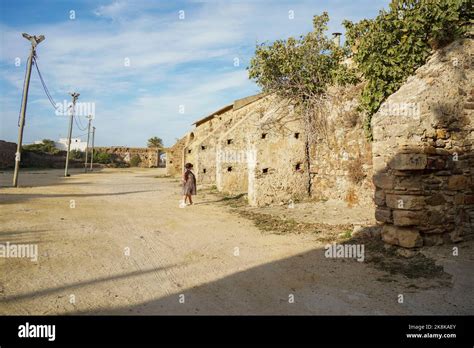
262, 168, 269, 174
261, 133, 267, 139
201, 145, 206, 150
203, 168, 207, 173
227, 139, 233, 145
294, 132, 300, 139
227, 166, 232, 172
188, 149, 192, 154
295, 163, 302, 171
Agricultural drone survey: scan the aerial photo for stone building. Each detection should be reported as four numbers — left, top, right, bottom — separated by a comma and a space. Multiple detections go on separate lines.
372, 39, 473, 248
167, 39, 472, 249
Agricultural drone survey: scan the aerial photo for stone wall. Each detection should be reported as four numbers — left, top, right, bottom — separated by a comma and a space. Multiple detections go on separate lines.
95, 146, 160, 168
309, 83, 374, 206
166, 136, 187, 177
0, 140, 16, 169
371, 39, 473, 248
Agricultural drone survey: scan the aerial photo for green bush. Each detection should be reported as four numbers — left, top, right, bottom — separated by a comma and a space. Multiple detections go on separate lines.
70, 149, 84, 160
344, 0, 471, 139
23, 139, 60, 155
129, 155, 141, 167
93, 151, 112, 164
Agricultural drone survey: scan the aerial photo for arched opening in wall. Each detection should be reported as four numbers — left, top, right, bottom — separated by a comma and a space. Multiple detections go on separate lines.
227, 166, 232, 172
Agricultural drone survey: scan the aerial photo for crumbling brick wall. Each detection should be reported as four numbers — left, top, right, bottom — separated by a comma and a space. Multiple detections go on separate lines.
371, 39, 473, 248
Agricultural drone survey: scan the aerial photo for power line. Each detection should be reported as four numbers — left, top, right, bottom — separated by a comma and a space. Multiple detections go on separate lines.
73, 115, 88, 131
33, 56, 58, 111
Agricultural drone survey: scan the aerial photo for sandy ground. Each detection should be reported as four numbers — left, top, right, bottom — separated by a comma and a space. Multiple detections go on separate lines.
0, 168, 472, 315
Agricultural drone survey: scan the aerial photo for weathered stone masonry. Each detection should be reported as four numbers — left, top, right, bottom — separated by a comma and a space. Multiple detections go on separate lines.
372, 39, 474, 248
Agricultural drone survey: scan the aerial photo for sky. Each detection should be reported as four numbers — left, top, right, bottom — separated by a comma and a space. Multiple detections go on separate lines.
0, 0, 390, 147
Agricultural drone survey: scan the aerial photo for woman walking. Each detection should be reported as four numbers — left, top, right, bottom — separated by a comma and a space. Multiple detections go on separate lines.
181, 163, 196, 207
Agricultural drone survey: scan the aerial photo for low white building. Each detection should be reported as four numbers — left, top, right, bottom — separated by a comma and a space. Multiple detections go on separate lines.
34, 138, 88, 152
55, 138, 87, 151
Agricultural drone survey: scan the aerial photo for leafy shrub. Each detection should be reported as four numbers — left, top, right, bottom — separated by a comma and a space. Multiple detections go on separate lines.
93, 151, 112, 164
344, 0, 471, 139
23, 139, 60, 155
70, 149, 84, 160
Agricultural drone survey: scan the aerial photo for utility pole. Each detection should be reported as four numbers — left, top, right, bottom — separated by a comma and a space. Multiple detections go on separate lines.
90, 126, 95, 171
84, 115, 92, 172
13, 33, 45, 187
64, 92, 80, 177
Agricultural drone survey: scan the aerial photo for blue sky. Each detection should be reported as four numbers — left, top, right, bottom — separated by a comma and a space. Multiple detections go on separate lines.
0, 0, 389, 147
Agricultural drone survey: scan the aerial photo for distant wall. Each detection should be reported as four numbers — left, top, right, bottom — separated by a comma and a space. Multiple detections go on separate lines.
95, 146, 160, 168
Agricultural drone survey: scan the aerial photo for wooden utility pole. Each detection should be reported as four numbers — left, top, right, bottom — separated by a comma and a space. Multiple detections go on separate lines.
84, 115, 92, 172
13, 33, 45, 187
90, 126, 95, 171
64, 92, 79, 177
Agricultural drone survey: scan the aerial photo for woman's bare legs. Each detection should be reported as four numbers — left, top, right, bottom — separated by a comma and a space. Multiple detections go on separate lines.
187, 195, 193, 205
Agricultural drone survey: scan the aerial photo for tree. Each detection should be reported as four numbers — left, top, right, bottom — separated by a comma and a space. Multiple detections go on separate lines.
344, 0, 471, 139
147, 136, 163, 148
248, 12, 358, 195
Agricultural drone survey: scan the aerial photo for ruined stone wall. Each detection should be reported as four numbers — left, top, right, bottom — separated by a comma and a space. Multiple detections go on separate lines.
185, 108, 234, 185
309, 84, 374, 206
0, 140, 16, 169
215, 95, 276, 195
166, 136, 187, 176
96, 146, 159, 168
372, 39, 473, 248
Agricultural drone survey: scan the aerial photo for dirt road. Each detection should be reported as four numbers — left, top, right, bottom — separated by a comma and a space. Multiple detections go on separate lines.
0, 168, 472, 315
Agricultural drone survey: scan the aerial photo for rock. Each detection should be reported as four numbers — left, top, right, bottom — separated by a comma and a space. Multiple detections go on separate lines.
395, 247, 418, 258
448, 175, 470, 190
425, 193, 446, 206
381, 224, 423, 248
375, 207, 392, 223
436, 129, 449, 139
389, 153, 427, 170
393, 210, 426, 226
373, 173, 394, 189
386, 194, 425, 210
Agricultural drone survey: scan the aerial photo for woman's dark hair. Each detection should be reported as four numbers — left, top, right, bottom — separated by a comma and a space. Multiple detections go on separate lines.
185, 163, 193, 169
